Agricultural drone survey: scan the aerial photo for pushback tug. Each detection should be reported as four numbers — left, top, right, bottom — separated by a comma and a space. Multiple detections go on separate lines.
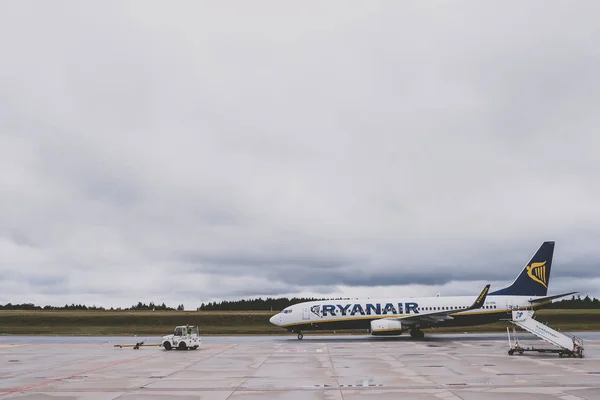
161, 325, 201, 350
114, 325, 201, 350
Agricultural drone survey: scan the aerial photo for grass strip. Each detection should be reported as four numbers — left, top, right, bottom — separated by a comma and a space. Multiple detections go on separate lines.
0, 309, 598, 336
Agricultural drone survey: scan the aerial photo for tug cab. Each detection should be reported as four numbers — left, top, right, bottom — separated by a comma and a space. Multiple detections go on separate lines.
161, 325, 201, 350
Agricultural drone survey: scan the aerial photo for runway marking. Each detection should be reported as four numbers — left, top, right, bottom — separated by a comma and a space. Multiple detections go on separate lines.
560, 395, 585, 400
0, 354, 152, 397
456, 342, 474, 347
482, 366, 502, 374
442, 353, 461, 360
0, 344, 27, 348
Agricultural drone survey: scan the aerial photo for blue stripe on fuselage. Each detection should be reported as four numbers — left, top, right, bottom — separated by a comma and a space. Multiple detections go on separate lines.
321, 302, 417, 317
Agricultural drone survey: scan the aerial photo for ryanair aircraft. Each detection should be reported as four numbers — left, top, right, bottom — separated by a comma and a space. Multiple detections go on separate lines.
269, 241, 576, 339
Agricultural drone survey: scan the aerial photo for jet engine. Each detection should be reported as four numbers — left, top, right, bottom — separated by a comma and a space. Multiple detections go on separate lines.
370, 318, 405, 336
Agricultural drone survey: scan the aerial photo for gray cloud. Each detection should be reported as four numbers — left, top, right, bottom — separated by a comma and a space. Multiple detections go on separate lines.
1, 1, 600, 309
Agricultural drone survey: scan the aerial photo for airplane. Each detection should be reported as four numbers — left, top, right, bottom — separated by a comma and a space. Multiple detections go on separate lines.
269, 241, 576, 340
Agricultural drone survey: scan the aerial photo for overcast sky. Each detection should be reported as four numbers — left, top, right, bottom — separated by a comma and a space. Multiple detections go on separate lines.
1, 1, 600, 309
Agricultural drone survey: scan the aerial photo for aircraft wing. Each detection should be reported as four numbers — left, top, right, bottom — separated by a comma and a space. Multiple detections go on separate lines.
528, 291, 578, 304
391, 284, 490, 326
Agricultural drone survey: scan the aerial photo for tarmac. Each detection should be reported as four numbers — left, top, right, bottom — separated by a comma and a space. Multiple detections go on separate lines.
1, 333, 600, 399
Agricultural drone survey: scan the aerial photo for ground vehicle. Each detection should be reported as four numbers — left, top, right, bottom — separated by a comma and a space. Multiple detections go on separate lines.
161, 325, 201, 350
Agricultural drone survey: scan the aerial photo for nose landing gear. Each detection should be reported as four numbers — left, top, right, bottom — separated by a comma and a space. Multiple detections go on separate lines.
297, 332, 303, 340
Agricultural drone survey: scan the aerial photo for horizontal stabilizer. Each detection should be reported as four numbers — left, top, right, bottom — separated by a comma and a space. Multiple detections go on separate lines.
528, 291, 578, 304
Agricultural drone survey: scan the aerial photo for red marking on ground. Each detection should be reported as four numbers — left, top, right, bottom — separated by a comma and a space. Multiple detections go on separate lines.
0, 354, 151, 397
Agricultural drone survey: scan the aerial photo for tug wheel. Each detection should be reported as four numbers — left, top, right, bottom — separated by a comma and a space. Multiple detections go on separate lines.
178, 342, 187, 350
163, 342, 172, 351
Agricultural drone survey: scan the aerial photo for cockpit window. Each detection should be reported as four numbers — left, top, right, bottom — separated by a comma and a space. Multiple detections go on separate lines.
283, 309, 293, 314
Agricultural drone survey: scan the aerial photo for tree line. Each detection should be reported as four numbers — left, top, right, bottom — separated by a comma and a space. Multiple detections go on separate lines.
545, 295, 600, 309
1, 295, 599, 312
0, 302, 185, 311
197, 297, 328, 311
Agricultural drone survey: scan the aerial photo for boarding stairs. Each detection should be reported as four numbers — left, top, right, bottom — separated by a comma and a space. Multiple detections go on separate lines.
507, 310, 584, 358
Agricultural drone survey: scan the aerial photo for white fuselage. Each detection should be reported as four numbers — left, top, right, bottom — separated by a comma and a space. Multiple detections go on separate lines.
269, 294, 546, 331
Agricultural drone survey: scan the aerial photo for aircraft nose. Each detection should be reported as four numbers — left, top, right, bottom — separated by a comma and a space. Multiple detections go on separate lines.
269, 314, 280, 326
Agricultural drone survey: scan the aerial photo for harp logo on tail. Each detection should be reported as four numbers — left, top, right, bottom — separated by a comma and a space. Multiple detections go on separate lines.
526, 261, 548, 288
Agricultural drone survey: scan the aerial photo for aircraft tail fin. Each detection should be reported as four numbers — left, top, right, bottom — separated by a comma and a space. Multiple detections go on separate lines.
490, 241, 554, 297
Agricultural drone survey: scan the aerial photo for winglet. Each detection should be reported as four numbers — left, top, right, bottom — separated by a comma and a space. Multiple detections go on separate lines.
471, 284, 490, 310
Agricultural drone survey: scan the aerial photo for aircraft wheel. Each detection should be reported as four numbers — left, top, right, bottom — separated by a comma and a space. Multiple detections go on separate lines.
410, 330, 424, 339
163, 342, 172, 351
297, 333, 303, 340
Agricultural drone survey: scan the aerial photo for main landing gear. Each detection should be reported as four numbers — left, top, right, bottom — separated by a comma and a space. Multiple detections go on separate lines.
410, 328, 425, 339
